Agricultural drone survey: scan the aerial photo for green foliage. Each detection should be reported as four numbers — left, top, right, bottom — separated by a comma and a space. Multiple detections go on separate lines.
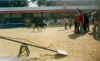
0, 0, 28, 7
31, 0, 36, 2
46, 1, 56, 6
37, 0, 47, 6
31, 0, 56, 6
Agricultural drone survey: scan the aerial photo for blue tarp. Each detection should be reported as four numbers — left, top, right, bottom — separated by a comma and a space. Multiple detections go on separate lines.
0, 23, 25, 28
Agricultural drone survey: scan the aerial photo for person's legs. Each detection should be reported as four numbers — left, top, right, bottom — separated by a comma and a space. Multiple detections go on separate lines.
65, 23, 67, 30
75, 23, 80, 33
84, 23, 86, 32
93, 24, 97, 32
32, 24, 36, 31
69, 24, 72, 30
74, 23, 77, 33
75, 23, 77, 33
80, 23, 84, 33
87, 23, 90, 32
77, 23, 80, 33
97, 24, 100, 37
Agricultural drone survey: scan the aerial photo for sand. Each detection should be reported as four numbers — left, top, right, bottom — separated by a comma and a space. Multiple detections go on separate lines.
0, 26, 99, 61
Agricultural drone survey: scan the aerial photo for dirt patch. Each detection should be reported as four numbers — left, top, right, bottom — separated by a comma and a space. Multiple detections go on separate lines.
0, 27, 99, 61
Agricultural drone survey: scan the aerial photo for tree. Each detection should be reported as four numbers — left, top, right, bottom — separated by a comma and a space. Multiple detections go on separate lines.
31, 0, 56, 6
95, 0, 100, 8
13, 0, 28, 7
35, 0, 47, 7
95, 0, 100, 17
0, 0, 28, 7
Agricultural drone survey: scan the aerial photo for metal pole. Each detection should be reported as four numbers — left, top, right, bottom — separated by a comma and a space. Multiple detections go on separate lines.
0, 36, 57, 52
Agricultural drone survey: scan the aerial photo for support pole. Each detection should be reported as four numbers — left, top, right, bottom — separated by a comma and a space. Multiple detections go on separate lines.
18, 44, 30, 57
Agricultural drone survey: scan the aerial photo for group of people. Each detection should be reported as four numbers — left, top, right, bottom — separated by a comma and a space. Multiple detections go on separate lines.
64, 8, 99, 34
32, 16, 47, 32
74, 9, 90, 34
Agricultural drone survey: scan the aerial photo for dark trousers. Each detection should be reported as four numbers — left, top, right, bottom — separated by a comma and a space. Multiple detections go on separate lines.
84, 23, 89, 32
65, 23, 68, 30
75, 23, 80, 33
69, 24, 72, 29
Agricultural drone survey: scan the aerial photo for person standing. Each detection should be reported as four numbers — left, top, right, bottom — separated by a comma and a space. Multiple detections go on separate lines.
69, 16, 72, 30
64, 16, 69, 31
83, 12, 90, 32
74, 14, 80, 33
77, 9, 84, 33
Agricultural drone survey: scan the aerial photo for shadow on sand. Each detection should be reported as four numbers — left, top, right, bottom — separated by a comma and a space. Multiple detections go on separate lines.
53, 54, 67, 59
68, 32, 86, 39
88, 32, 100, 41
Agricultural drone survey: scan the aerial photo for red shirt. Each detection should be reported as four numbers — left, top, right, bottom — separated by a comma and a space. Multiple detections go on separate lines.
78, 13, 84, 24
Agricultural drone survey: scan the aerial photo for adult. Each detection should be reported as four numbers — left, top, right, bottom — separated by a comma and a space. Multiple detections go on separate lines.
77, 8, 84, 33
69, 16, 72, 30
83, 12, 90, 32
64, 16, 69, 30
74, 14, 80, 33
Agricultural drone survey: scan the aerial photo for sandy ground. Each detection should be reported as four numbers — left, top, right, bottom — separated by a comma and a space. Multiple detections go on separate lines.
0, 26, 100, 61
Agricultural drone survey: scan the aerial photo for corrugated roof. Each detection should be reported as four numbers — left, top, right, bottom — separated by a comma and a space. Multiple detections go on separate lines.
47, 0, 95, 1
0, 6, 97, 11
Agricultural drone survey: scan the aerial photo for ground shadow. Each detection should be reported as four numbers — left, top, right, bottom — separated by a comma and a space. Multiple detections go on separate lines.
53, 54, 67, 59
40, 53, 67, 59
68, 33, 86, 39
88, 32, 100, 41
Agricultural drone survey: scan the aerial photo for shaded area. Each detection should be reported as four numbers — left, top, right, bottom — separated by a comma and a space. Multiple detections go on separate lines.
54, 54, 66, 59
88, 32, 100, 41
68, 33, 86, 39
